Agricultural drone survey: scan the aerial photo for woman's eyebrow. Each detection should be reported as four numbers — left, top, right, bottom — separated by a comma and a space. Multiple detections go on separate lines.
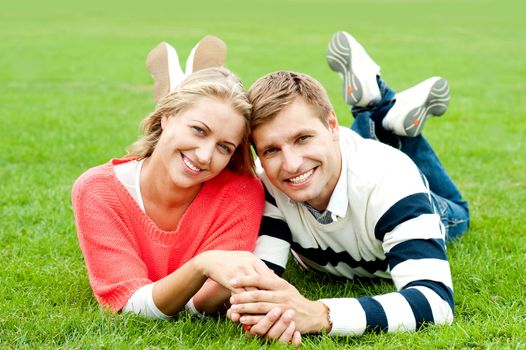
191, 119, 238, 148
191, 119, 211, 132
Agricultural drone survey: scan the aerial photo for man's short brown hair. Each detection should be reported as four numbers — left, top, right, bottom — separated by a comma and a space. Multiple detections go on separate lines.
248, 71, 334, 133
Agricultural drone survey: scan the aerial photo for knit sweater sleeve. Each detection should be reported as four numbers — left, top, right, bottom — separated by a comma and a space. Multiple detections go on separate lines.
322, 153, 453, 336
72, 167, 152, 312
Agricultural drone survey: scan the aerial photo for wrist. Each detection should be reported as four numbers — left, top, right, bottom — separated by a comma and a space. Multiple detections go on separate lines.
192, 252, 209, 278
305, 300, 332, 334
318, 301, 332, 333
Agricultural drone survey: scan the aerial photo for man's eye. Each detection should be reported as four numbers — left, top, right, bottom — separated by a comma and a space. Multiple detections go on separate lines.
298, 135, 311, 142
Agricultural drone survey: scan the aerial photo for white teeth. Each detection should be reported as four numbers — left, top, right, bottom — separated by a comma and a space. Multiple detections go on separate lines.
289, 169, 314, 184
183, 156, 201, 172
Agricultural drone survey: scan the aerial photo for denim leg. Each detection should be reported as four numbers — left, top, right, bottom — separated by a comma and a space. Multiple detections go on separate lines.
350, 78, 397, 145
405, 137, 470, 242
349, 78, 469, 242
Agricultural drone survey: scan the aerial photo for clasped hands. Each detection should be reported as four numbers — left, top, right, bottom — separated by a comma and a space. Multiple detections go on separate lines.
195, 251, 330, 346
226, 273, 331, 346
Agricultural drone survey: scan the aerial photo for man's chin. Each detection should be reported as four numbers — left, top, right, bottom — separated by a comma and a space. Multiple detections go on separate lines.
281, 188, 315, 204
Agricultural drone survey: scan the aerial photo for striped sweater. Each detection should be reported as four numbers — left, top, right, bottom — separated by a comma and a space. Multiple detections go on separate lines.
254, 127, 454, 336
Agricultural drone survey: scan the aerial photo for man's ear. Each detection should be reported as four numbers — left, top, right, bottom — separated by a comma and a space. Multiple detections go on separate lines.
327, 111, 339, 140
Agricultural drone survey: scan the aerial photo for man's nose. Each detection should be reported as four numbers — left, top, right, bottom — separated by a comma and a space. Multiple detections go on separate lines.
281, 147, 302, 174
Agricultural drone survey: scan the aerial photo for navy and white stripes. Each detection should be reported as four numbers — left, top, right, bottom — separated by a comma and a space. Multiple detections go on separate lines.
254, 127, 454, 336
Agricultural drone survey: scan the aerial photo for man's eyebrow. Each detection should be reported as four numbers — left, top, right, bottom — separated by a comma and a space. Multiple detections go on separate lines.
256, 128, 317, 153
290, 129, 315, 139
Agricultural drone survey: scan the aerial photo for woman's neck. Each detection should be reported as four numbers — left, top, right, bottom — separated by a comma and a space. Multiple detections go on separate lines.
139, 157, 202, 230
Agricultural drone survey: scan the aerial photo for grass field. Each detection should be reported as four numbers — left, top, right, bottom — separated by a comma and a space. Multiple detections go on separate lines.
1, 0, 525, 348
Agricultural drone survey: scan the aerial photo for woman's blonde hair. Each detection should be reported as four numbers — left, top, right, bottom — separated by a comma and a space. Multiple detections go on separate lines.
127, 67, 255, 176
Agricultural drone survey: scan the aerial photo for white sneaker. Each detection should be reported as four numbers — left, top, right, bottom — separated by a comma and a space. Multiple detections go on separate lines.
327, 31, 381, 107
145, 42, 185, 102
185, 35, 227, 75
383, 77, 450, 137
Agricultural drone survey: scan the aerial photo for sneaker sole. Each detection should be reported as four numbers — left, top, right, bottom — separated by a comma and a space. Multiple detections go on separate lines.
327, 32, 364, 106
192, 35, 227, 72
327, 31, 380, 107
146, 42, 172, 102
403, 78, 450, 137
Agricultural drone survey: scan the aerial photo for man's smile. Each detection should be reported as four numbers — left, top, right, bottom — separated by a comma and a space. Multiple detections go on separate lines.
286, 168, 315, 185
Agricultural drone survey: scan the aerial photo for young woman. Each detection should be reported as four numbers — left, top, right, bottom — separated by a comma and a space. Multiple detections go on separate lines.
72, 67, 268, 319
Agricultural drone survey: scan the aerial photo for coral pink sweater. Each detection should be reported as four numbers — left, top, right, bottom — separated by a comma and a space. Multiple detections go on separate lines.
72, 159, 264, 311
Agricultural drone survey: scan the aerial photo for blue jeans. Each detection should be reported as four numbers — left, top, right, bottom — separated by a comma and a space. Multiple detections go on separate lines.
350, 78, 469, 242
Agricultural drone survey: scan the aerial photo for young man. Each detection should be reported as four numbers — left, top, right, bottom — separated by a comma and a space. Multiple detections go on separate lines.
228, 31, 469, 341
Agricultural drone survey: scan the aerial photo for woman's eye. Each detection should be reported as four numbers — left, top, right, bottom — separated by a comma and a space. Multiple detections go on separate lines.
192, 126, 205, 134
219, 144, 233, 154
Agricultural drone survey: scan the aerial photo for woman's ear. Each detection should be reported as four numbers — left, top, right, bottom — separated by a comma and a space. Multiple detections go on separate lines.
160, 115, 168, 131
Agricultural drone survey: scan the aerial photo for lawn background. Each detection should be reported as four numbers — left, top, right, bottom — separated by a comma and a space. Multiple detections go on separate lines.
1, 0, 525, 348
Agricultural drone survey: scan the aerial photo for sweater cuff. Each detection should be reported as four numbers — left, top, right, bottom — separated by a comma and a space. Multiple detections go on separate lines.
319, 298, 367, 336
123, 283, 171, 320
185, 297, 205, 318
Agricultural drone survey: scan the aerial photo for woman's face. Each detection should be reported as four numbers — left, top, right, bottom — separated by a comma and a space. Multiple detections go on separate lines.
152, 96, 245, 190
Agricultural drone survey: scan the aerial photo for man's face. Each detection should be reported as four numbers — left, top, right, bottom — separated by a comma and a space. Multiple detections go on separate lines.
252, 98, 342, 211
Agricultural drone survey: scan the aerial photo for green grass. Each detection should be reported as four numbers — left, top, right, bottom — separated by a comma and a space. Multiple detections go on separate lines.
1, 0, 525, 348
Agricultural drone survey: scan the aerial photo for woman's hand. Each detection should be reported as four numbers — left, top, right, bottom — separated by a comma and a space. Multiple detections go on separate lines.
238, 307, 302, 347
193, 250, 273, 291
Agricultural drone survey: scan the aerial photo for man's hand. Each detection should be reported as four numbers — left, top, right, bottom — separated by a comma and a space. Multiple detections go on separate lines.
228, 274, 331, 335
